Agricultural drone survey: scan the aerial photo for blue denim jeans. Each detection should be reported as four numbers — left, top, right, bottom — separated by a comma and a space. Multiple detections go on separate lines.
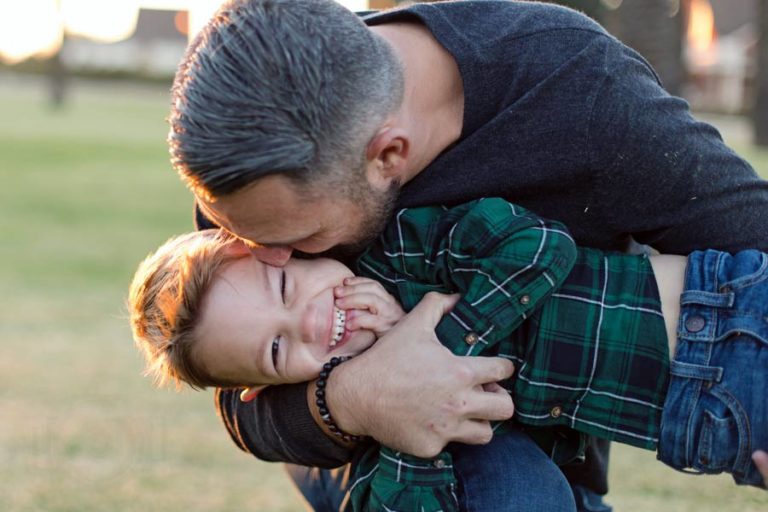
449, 430, 577, 512
658, 250, 768, 488
285, 429, 587, 511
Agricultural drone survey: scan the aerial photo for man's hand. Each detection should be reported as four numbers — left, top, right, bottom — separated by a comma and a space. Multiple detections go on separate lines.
753, 450, 768, 487
324, 292, 515, 458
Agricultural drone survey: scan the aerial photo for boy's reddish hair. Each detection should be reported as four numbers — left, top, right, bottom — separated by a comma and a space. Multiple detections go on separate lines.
128, 229, 250, 390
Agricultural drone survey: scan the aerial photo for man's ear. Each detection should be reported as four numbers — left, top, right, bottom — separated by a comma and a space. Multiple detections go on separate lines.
365, 126, 409, 190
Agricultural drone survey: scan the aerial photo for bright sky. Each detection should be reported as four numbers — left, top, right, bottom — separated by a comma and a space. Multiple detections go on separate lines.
0, 0, 368, 64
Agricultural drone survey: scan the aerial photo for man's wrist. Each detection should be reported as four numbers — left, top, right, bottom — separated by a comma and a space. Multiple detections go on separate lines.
307, 361, 365, 447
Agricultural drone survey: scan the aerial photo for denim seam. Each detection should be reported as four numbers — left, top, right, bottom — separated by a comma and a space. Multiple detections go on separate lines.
708, 385, 753, 477
718, 253, 768, 291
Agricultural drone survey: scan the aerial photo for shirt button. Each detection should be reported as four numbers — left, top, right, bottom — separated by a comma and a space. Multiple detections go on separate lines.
433, 459, 446, 469
550, 405, 562, 418
685, 315, 706, 333
464, 332, 479, 345
519, 295, 531, 305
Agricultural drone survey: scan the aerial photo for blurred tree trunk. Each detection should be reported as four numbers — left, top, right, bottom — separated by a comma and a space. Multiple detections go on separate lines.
47, 44, 67, 110
48, 0, 67, 109
753, 0, 768, 145
603, 0, 684, 95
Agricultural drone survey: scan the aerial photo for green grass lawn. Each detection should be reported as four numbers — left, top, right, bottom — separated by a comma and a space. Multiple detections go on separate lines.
1, 74, 766, 511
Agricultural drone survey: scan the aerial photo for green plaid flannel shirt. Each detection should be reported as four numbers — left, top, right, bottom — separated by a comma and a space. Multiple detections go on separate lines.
347, 198, 670, 512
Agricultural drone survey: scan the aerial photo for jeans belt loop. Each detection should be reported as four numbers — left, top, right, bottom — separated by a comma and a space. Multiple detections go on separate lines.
679, 290, 734, 308
669, 360, 723, 383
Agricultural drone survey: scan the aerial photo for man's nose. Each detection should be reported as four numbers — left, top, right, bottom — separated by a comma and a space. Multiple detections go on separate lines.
250, 245, 293, 266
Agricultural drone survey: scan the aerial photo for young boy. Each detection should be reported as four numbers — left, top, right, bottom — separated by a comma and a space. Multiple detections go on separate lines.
129, 198, 767, 511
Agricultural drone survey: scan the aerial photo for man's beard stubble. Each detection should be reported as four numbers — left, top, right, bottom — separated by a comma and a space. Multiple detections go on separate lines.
298, 181, 400, 266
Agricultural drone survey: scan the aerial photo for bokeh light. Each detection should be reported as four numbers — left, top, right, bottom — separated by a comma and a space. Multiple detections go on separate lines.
0, 0, 63, 64
0, 0, 368, 65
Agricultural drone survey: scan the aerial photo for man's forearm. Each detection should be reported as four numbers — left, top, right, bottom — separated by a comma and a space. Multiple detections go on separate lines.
214, 383, 353, 468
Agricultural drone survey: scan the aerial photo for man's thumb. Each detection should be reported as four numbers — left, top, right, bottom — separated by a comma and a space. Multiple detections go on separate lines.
412, 292, 460, 327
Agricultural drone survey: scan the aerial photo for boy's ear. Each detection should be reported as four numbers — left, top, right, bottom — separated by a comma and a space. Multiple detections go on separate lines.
239, 385, 267, 402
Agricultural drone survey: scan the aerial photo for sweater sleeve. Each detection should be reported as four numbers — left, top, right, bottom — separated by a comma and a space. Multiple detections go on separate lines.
587, 41, 768, 253
214, 384, 353, 468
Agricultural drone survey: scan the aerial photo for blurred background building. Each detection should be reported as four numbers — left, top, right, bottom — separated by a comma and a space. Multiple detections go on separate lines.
1, 0, 768, 139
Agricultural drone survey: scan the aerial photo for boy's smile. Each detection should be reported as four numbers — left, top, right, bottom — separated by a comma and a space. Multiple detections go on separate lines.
192, 254, 377, 387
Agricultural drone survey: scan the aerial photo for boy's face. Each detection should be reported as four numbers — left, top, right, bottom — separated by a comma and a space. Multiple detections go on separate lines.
194, 254, 377, 386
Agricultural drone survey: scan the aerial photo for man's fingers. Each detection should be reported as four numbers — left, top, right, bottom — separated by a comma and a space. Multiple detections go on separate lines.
465, 384, 515, 421
447, 419, 495, 447
752, 450, 768, 486
466, 355, 515, 384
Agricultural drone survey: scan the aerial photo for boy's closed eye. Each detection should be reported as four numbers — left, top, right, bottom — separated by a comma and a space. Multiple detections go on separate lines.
270, 269, 287, 375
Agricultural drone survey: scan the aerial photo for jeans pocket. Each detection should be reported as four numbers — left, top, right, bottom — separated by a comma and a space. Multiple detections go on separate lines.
696, 409, 739, 472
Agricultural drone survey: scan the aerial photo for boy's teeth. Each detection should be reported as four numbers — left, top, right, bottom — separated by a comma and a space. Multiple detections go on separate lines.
330, 308, 346, 347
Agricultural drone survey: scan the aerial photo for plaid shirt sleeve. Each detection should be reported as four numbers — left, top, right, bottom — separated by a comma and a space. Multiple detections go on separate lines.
349, 199, 578, 512
359, 198, 577, 356
348, 447, 459, 511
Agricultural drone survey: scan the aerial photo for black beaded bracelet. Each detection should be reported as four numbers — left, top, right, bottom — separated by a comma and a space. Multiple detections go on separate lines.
315, 356, 361, 444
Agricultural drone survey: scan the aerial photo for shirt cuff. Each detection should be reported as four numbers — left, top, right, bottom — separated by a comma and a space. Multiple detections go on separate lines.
377, 447, 456, 487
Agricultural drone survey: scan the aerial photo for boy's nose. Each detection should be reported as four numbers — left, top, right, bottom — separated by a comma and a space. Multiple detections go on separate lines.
250, 245, 293, 266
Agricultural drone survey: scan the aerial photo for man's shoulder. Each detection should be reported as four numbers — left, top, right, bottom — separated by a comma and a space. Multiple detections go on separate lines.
363, 1, 606, 37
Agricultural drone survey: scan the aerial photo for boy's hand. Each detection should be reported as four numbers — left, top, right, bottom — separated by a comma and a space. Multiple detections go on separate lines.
334, 277, 405, 337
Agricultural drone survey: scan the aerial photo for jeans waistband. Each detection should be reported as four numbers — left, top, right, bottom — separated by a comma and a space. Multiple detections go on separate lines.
677, 250, 768, 345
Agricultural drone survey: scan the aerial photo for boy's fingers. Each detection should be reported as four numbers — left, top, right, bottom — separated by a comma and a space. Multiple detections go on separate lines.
347, 310, 396, 331
335, 292, 386, 313
342, 276, 381, 286
347, 312, 379, 331
335, 281, 391, 299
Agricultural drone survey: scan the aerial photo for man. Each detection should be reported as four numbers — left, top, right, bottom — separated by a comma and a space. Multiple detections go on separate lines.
168, 0, 768, 510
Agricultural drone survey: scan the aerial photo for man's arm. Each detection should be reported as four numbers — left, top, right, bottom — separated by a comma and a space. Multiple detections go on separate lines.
214, 383, 352, 467
588, 41, 768, 253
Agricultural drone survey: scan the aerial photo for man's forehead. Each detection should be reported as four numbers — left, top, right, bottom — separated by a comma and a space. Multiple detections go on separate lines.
198, 192, 319, 246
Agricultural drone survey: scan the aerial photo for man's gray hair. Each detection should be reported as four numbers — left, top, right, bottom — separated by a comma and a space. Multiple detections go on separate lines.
169, 0, 405, 198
